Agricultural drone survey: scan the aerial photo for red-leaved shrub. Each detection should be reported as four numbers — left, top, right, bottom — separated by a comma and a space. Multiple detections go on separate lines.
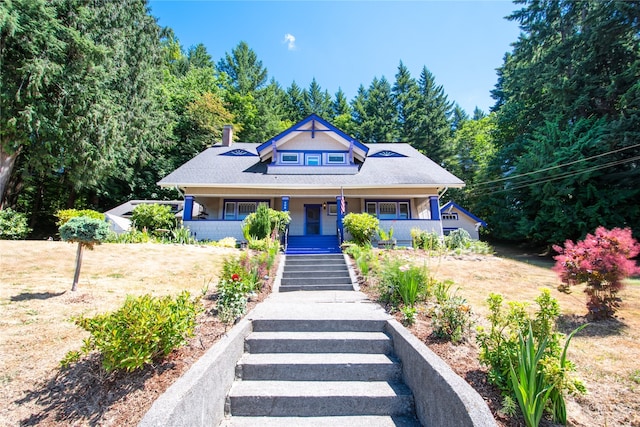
553, 227, 640, 320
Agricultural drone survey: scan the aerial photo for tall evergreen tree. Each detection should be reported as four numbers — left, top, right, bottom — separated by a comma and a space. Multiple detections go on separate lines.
216, 41, 268, 95
284, 81, 305, 123
331, 88, 354, 134
1, 0, 165, 216
414, 66, 453, 164
488, 0, 640, 244
303, 78, 332, 118
351, 77, 397, 142
393, 61, 421, 143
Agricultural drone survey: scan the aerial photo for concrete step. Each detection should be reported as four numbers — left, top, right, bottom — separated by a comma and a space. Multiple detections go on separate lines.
282, 263, 348, 272
219, 415, 421, 427
280, 276, 352, 286
236, 353, 402, 381
226, 380, 414, 417
279, 283, 354, 292
245, 331, 393, 354
282, 270, 350, 278
252, 318, 387, 333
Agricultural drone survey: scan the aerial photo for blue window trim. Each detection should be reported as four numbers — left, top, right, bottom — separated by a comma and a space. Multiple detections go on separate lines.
223, 199, 270, 220
305, 153, 321, 165
364, 200, 411, 220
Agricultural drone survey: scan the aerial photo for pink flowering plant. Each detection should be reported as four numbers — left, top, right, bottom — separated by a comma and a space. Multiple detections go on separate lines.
552, 227, 640, 320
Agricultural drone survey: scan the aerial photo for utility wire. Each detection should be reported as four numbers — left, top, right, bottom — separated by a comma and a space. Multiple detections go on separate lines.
474, 155, 640, 195
472, 142, 640, 187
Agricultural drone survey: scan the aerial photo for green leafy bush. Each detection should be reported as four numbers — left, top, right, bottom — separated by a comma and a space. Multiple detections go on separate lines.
476, 290, 586, 422
243, 206, 291, 241
56, 208, 105, 226
216, 276, 249, 324
431, 281, 474, 344
131, 204, 176, 235
445, 228, 472, 250
65, 291, 201, 372
343, 213, 379, 246
410, 228, 443, 251
0, 208, 31, 240
105, 228, 152, 244
401, 306, 417, 326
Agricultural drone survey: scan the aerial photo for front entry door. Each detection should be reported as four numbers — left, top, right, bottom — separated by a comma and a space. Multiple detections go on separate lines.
305, 205, 321, 235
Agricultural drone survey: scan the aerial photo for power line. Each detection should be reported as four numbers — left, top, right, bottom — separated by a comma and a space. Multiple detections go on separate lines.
474, 155, 640, 195
472, 142, 640, 187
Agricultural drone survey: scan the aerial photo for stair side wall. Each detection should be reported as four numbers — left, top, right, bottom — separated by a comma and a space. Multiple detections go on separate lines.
138, 318, 253, 427
385, 319, 497, 427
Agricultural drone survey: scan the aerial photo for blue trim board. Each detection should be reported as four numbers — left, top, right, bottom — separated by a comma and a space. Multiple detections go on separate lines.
440, 201, 487, 227
257, 114, 369, 155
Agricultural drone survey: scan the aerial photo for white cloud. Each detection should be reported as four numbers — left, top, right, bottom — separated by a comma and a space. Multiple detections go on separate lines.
283, 33, 296, 50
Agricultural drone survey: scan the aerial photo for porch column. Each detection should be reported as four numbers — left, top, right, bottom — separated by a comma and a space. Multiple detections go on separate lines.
281, 196, 290, 212
183, 196, 194, 221
429, 196, 440, 220
337, 195, 344, 244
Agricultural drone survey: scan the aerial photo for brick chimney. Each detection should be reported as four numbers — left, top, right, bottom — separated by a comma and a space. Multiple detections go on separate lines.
222, 125, 233, 146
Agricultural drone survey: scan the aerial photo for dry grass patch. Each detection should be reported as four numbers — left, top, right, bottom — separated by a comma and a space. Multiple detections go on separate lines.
0, 240, 240, 426
393, 246, 640, 427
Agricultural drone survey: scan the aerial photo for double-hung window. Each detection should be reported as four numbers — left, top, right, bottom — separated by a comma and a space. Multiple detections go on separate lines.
366, 201, 410, 219
224, 201, 269, 220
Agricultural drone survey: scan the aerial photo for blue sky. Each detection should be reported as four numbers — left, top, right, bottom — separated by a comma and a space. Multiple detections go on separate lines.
149, 1, 521, 114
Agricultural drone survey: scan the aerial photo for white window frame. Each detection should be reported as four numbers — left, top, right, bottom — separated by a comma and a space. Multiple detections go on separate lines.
442, 212, 459, 221
281, 153, 299, 164
327, 153, 346, 164
366, 201, 411, 219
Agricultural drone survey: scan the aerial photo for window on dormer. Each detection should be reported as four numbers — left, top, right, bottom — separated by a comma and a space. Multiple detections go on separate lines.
306, 154, 320, 166
327, 153, 346, 164
281, 153, 298, 163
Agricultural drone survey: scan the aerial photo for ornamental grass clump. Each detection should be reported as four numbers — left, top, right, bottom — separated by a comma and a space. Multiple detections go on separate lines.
553, 226, 640, 320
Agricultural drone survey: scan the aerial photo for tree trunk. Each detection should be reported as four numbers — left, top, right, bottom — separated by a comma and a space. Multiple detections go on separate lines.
72, 242, 84, 291
0, 146, 21, 209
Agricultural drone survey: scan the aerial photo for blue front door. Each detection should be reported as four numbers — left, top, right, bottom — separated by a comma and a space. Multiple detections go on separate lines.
305, 205, 321, 235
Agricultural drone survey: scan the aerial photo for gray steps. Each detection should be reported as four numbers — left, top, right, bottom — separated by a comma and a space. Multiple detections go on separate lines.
226, 380, 414, 417
222, 318, 420, 426
237, 353, 402, 381
220, 415, 420, 427
279, 254, 353, 292
245, 331, 393, 354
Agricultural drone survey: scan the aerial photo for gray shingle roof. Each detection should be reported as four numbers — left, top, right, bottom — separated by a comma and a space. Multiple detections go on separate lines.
158, 143, 464, 188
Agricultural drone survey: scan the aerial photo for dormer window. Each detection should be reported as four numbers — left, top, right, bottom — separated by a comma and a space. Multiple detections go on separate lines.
327, 153, 346, 164
281, 153, 299, 163
305, 154, 321, 166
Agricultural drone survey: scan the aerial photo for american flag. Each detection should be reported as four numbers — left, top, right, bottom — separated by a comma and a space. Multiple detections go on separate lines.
340, 188, 346, 214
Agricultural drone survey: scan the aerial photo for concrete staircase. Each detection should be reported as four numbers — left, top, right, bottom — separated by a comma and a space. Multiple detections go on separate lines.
221, 317, 420, 426
279, 254, 353, 292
